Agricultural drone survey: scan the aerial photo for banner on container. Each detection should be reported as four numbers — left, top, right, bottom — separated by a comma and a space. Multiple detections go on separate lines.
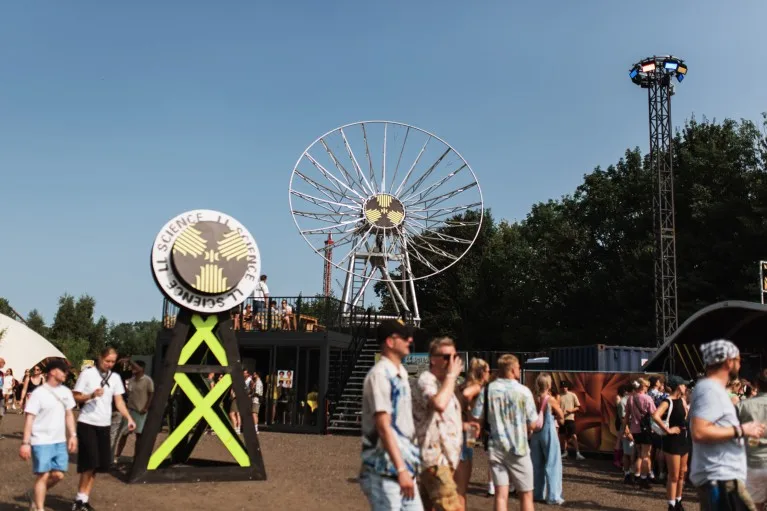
523, 370, 662, 453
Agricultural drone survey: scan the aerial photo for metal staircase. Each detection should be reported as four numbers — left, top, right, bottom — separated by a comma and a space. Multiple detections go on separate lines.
327, 336, 379, 434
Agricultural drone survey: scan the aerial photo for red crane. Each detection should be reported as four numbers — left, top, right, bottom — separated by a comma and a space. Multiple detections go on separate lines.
322, 234, 334, 297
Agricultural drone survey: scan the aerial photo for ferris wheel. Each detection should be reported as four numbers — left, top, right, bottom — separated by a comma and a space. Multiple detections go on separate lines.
288, 121, 483, 324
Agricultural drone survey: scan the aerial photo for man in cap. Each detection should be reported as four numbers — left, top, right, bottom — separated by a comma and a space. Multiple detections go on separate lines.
690, 339, 766, 510
19, 359, 78, 511
359, 319, 423, 510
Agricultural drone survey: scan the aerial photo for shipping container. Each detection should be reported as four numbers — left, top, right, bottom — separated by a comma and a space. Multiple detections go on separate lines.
546, 344, 656, 373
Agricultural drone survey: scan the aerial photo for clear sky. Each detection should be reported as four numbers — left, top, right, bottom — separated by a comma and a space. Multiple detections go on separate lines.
2, 1, 765, 324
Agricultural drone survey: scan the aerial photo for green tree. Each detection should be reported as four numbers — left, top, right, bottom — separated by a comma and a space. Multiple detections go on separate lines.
26, 309, 48, 337
0, 298, 13, 317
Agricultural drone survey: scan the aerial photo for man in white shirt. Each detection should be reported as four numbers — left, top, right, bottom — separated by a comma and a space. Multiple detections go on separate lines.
19, 359, 78, 511
251, 274, 269, 329
72, 347, 135, 511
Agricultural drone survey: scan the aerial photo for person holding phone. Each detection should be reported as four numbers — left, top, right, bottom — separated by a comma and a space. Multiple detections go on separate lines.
71, 347, 135, 511
412, 337, 464, 511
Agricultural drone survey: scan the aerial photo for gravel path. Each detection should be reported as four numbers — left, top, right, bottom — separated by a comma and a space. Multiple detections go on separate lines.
0, 412, 700, 510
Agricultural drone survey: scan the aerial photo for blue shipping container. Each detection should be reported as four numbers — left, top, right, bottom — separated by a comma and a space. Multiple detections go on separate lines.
546, 344, 656, 373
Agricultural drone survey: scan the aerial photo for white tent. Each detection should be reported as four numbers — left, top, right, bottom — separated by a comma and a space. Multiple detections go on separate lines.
0, 313, 66, 378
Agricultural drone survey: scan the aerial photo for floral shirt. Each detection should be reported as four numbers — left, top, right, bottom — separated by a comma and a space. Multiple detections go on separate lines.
472, 378, 537, 456
360, 358, 421, 477
412, 371, 462, 470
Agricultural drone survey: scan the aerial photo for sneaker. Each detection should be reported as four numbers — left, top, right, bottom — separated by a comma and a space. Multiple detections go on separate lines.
547, 499, 565, 506
639, 478, 651, 490
675, 502, 685, 511
575, 452, 585, 461
72, 501, 85, 511
487, 482, 495, 497
622, 473, 633, 484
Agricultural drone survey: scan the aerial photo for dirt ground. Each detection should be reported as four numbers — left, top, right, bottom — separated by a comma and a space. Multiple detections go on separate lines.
0, 411, 701, 510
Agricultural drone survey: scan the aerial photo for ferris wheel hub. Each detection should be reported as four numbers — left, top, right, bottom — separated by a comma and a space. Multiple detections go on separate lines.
363, 193, 406, 229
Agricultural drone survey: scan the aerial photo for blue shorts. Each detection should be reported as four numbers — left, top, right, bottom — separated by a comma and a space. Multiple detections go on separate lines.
461, 445, 474, 462
32, 442, 69, 474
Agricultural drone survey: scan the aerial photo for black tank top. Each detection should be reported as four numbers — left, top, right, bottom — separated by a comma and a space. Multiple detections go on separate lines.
667, 398, 687, 429
26, 375, 43, 394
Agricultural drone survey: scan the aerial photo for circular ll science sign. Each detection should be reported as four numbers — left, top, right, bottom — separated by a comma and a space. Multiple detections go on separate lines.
151, 210, 261, 314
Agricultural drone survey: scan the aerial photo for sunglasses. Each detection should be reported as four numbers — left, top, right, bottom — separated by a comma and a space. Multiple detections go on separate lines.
435, 353, 457, 361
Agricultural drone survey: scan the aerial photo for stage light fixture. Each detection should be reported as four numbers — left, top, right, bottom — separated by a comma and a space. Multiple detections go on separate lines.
677, 73, 685, 83
677, 64, 687, 75
664, 60, 679, 71
641, 61, 656, 73
629, 68, 639, 79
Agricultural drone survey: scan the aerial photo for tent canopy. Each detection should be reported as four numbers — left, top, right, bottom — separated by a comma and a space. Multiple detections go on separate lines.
0, 313, 66, 380
642, 300, 767, 379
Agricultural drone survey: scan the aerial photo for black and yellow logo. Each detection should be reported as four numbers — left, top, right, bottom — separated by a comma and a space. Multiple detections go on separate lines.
363, 194, 405, 228
172, 221, 249, 294
762, 261, 767, 293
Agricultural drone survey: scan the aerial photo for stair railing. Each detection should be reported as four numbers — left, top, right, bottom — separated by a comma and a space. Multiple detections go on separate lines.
327, 307, 374, 421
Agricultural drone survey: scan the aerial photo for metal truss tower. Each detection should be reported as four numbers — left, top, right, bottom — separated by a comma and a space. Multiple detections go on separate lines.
629, 56, 688, 346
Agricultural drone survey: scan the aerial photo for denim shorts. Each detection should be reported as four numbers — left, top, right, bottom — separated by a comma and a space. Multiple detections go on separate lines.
32, 442, 69, 474
359, 469, 424, 511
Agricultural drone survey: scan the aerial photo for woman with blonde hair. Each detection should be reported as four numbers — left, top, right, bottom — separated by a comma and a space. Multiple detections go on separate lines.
454, 357, 490, 508
529, 373, 566, 505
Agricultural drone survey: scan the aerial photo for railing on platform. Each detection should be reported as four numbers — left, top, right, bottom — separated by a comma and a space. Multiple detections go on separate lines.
161, 295, 369, 334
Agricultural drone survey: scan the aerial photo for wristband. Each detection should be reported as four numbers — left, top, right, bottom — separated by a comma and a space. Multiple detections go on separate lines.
733, 425, 742, 439
22, 441, 31, 446
396, 467, 408, 474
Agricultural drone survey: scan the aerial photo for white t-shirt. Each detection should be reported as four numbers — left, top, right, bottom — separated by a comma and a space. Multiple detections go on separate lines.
252, 281, 269, 301
24, 384, 76, 445
74, 367, 125, 427
2, 375, 13, 393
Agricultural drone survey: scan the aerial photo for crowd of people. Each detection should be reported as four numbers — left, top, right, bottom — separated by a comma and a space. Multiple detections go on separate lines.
360, 319, 577, 511
614, 340, 767, 511
359, 324, 767, 511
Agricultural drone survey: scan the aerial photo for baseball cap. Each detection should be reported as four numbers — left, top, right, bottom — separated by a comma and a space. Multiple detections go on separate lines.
46, 359, 70, 374
666, 375, 689, 390
376, 319, 413, 344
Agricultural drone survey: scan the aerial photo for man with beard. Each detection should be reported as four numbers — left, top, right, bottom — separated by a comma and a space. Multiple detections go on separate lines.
690, 339, 766, 511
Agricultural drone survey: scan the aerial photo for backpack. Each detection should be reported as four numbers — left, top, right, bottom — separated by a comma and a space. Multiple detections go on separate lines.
651, 397, 673, 436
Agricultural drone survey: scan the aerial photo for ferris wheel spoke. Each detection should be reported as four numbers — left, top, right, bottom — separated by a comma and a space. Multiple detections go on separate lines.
360, 123, 379, 194
336, 224, 376, 269
293, 210, 360, 223
381, 123, 388, 192
340, 128, 377, 196
402, 224, 459, 261
294, 169, 353, 207
388, 126, 410, 196
398, 147, 452, 200
291, 189, 361, 213
401, 233, 441, 274
403, 219, 473, 244
393, 136, 431, 196
409, 182, 478, 210
305, 153, 367, 202
401, 163, 467, 205
319, 138, 369, 196
408, 201, 482, 216
301, 218, 362, 235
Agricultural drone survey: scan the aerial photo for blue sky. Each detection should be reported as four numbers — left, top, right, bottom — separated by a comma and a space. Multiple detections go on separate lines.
2, 1, 765, 324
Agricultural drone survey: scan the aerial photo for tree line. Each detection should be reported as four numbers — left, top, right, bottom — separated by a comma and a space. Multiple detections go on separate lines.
377, 115, 767, 352
0, 296, 160, 366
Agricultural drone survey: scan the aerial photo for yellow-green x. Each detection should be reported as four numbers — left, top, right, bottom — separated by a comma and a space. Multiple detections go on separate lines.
148, 314, 249, 470
148, 373, 250, 469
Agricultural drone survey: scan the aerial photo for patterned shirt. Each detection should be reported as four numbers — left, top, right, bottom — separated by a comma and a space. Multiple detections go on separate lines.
360, 357, 420, 477
472, 378, 537, 456
412, 371, 462, 470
